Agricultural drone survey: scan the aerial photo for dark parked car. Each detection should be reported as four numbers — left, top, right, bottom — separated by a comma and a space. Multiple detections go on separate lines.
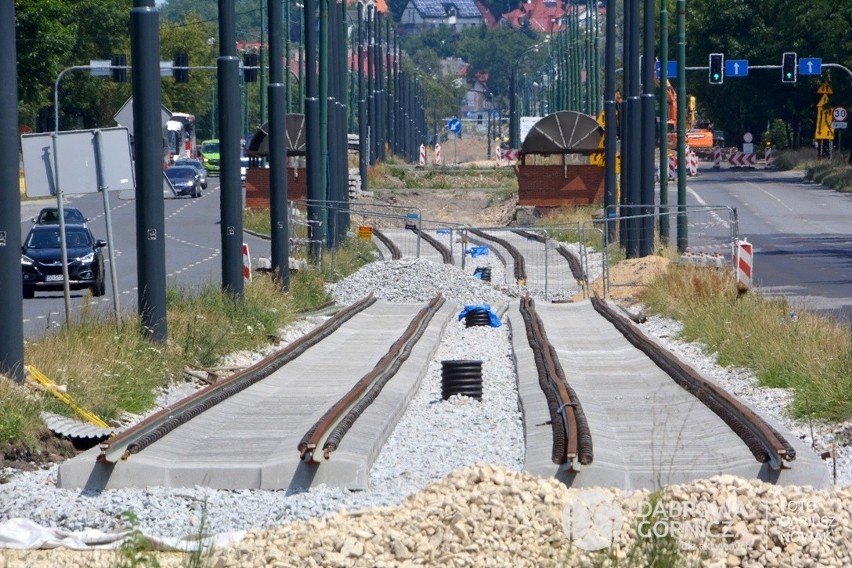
32, 206, 88, 226
21, 224, 106, 299
173, 158, 208, 189
164, 165, 202, 198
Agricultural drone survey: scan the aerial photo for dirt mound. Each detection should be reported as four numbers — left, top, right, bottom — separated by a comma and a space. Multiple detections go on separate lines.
579, 256, 672, 305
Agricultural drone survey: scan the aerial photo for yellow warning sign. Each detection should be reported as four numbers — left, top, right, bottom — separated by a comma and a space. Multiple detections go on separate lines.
815, 84, 835, 140
358, 226, 373, 239
816, 83, 833, 95
589, 152, 621, 173
815, 107, 835, 140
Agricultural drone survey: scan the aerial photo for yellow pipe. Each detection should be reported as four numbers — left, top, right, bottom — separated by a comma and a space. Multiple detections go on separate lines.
25, 365, 111, 430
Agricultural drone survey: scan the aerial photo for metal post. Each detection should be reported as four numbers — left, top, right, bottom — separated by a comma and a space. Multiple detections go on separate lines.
357, 2, 367, 193
658, 1, 669, 244
269, 0, 290, 289
131, 0, 167, 341
676, 0, 688, 252
603, 0, 617, 243
93, 130, 121, 321
0, 0, 24, 381
639, 0, 656, 257
305, 0, 323, 260
219, 0, 244, 297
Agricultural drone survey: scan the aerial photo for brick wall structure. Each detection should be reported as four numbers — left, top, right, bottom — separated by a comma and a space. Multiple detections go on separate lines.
245, 167, 308, 209
516, 164, 605, 207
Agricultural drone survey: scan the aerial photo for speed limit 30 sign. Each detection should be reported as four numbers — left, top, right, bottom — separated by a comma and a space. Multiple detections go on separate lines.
832, 106, 848, 129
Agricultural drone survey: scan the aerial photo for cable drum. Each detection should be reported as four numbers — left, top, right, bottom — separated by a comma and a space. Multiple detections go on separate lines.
441, 360, 483, 400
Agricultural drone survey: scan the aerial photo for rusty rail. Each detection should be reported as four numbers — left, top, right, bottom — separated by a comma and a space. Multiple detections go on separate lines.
97, 295, 378, 464
590, 296, 795, 469
409, 227, 452, 264
468, 228, 527, 285
299, 294, 445, 462
519, 295, 593, 469
372, 228, 402, 260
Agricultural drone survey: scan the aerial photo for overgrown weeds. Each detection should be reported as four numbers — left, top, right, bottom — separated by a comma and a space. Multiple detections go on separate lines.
640, 264, 852, 421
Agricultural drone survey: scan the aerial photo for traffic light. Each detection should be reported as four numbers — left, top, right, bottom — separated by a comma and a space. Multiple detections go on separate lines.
111, 54, 126, 83
708, 53, 724, 84
782, 52, 797, 83
174, 53, 189, 83
243, 53, 258, 83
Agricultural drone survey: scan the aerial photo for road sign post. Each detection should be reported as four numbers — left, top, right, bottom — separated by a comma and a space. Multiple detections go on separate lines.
448, 117, 461, 164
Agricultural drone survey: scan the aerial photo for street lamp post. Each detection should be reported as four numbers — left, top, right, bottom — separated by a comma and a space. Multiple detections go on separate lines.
510, 41, 546, 148
53, 63, 123, 325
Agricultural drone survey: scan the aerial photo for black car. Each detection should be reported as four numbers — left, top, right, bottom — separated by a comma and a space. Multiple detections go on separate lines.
165, 165, 202, 198
32, 206, 88, 226
173, 158, 208, 189
21, 224, 106, 299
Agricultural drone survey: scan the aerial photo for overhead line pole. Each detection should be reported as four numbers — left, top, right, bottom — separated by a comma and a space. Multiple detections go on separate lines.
0, 1, 23, 382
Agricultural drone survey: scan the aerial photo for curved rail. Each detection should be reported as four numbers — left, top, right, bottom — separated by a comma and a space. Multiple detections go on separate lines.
468, 228, 527, 284
519, 295, 593, 469
97, 295, 378, 464
299, 294, 446, 462
372, 228, 402, 260
590, 296, 795, 469
409, 228, 453, 264
511, 229, 585, 285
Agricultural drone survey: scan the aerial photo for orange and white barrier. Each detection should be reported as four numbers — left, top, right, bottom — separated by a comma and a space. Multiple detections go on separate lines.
242, 243, 252, 283
434, 143, 442, 165
687, 150, 699, 176
764, 146, 773, 167
728, 152, 756, 167
419, 144, 426, 166
734, 238, 753, 290
713, 147, 722, 168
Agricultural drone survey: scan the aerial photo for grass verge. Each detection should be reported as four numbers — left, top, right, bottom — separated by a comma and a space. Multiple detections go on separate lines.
639, 264, 852, 422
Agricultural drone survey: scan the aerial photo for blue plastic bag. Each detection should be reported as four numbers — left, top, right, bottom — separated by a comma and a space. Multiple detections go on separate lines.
457, 304, 502, 327
467, 246, 489, 257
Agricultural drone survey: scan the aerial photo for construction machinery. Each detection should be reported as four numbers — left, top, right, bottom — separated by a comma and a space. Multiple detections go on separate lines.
664, 81, 716, 160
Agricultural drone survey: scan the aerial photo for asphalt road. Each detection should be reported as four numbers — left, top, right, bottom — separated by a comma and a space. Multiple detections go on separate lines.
664, 166, 852, 325
19, 177, 271, 338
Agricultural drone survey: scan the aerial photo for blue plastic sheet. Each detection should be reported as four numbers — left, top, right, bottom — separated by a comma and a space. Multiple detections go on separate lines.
467, 246, 489, 257
457, 304, 502, 327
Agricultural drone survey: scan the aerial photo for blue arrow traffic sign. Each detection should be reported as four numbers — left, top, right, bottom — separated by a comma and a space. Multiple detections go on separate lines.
725, 59, 749, 77
799, 57, 822, 76
448, 117, 462, 134
654, 60, 678, 78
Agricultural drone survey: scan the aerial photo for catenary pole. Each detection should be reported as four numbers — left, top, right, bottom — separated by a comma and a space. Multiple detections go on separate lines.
0, 1, 24, 382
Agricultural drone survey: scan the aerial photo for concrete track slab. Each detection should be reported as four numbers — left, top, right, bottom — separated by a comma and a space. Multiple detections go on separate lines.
508, 299, 829, 490
58, 300, 455, 491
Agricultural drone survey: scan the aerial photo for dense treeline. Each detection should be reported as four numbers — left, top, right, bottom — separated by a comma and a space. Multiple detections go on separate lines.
14, 0, 850, 148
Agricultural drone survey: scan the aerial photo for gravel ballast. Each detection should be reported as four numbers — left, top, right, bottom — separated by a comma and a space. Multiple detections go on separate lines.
1, 259, 849, 567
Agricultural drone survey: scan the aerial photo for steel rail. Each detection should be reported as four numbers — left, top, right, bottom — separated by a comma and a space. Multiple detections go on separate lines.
468, 228, 527, 284
97, 294, 378, 464
519, 295, 593, 469
409, 227, 453, 264
298, 294, 445, 462
590, 296, 795, 469
511, 229, 585, 285
372, 228, 402, 260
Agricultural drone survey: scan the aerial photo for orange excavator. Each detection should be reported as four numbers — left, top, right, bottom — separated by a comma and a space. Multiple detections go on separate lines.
664, 81, 716, 159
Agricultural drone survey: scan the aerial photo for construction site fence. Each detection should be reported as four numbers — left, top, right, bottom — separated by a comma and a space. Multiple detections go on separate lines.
582, 204, 739, 296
